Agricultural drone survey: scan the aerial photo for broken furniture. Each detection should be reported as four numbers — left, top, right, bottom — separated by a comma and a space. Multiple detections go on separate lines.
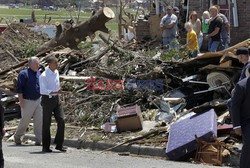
166, 109, 217, 160
217, 124, 234, 136
195, 138, 224, 166
116, 104, 143, 133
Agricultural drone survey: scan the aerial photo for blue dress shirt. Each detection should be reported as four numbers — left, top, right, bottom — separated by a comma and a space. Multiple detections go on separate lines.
16, 68, 41, 100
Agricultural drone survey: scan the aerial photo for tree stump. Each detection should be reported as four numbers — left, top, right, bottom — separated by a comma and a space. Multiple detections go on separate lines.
39, 7, 115, 51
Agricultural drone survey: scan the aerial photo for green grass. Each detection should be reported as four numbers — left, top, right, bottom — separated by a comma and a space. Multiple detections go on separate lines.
0, 8, 118, 31
0, 8, 91, 23
0, 8, 91, 17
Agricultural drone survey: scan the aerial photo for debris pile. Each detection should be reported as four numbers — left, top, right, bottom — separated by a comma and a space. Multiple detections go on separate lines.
1, 18, 250, 166
0, 23, 48, 72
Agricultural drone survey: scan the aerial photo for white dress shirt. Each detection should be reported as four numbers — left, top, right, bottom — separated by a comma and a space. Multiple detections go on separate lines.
39, 67, 60, 96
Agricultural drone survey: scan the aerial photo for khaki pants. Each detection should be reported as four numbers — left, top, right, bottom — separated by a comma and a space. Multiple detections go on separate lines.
14, 98, 42, 143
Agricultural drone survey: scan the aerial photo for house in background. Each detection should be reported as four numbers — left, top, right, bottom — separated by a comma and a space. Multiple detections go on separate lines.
136, 0, 249, 45
186, 0, 250, 45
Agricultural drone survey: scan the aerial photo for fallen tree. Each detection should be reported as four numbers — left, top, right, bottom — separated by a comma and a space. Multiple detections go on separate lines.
39, 7, 115, 51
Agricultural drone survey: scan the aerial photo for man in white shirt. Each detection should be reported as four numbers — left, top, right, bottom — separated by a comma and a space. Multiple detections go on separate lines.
39, 56, 66, 152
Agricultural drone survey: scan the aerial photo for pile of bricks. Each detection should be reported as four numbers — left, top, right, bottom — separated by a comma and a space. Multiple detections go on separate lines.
135, 18, 151, 41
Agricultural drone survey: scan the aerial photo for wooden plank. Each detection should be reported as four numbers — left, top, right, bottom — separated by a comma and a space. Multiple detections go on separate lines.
219, 60, 232, 68
148, 14, 164, 40
196, 38, 250, 60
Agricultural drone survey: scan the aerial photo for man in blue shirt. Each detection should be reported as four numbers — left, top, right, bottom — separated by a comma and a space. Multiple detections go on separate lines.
14, 57, 42, 146
160, 6, 178, 50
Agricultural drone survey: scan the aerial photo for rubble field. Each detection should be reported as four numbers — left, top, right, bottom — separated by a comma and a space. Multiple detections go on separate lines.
1, 19, 249, 167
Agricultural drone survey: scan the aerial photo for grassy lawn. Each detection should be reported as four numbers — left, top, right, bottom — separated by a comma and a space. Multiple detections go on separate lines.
0, 8, 91, 17
0, 8, 118, 31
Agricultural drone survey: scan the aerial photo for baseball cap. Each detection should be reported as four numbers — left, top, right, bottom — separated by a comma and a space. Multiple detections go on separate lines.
236, 47, 249, 56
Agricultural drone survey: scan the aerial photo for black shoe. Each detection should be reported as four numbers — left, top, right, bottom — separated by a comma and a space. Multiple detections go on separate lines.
42, 148, 52, 153
55, 146, 67, 152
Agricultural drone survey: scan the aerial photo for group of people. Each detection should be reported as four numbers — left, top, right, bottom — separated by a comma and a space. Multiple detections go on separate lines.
0, 56, 67, 167
15, 56, 67, 153
160, 5, 230, 57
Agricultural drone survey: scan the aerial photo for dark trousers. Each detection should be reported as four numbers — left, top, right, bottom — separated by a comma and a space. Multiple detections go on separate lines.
0, 137, 3, 168
227, 98, 232, 117
41, 95, 65, 149
241, 122, 250, 168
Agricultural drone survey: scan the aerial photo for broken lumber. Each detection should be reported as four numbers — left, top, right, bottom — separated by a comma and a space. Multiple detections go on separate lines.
5, 50, 20, 63
102, 127, 169, 152
0, 49, 51, 76
70, 47, 110, 68
196, 38, 250, 60
60, 75, 92, 82
99, 33, 128, 55
0, 60, 27, 76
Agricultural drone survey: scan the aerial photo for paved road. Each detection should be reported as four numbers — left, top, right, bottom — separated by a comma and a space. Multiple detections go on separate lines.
3, 142, 228, 168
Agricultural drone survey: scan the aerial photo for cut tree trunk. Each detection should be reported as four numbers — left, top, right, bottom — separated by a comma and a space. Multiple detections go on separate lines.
39, 7, 115, 51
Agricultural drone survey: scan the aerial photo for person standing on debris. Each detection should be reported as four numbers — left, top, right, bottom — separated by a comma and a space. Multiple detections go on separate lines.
184, 22, 199, 57
160, 6, 178, 50
39, 56, 67, 153
0, 92, 5, 168
204, 6, 223, 52
215, 5, 230, 50
189, 11, 203, 49
14, 57, 42, 146
230, 68, 250, 168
